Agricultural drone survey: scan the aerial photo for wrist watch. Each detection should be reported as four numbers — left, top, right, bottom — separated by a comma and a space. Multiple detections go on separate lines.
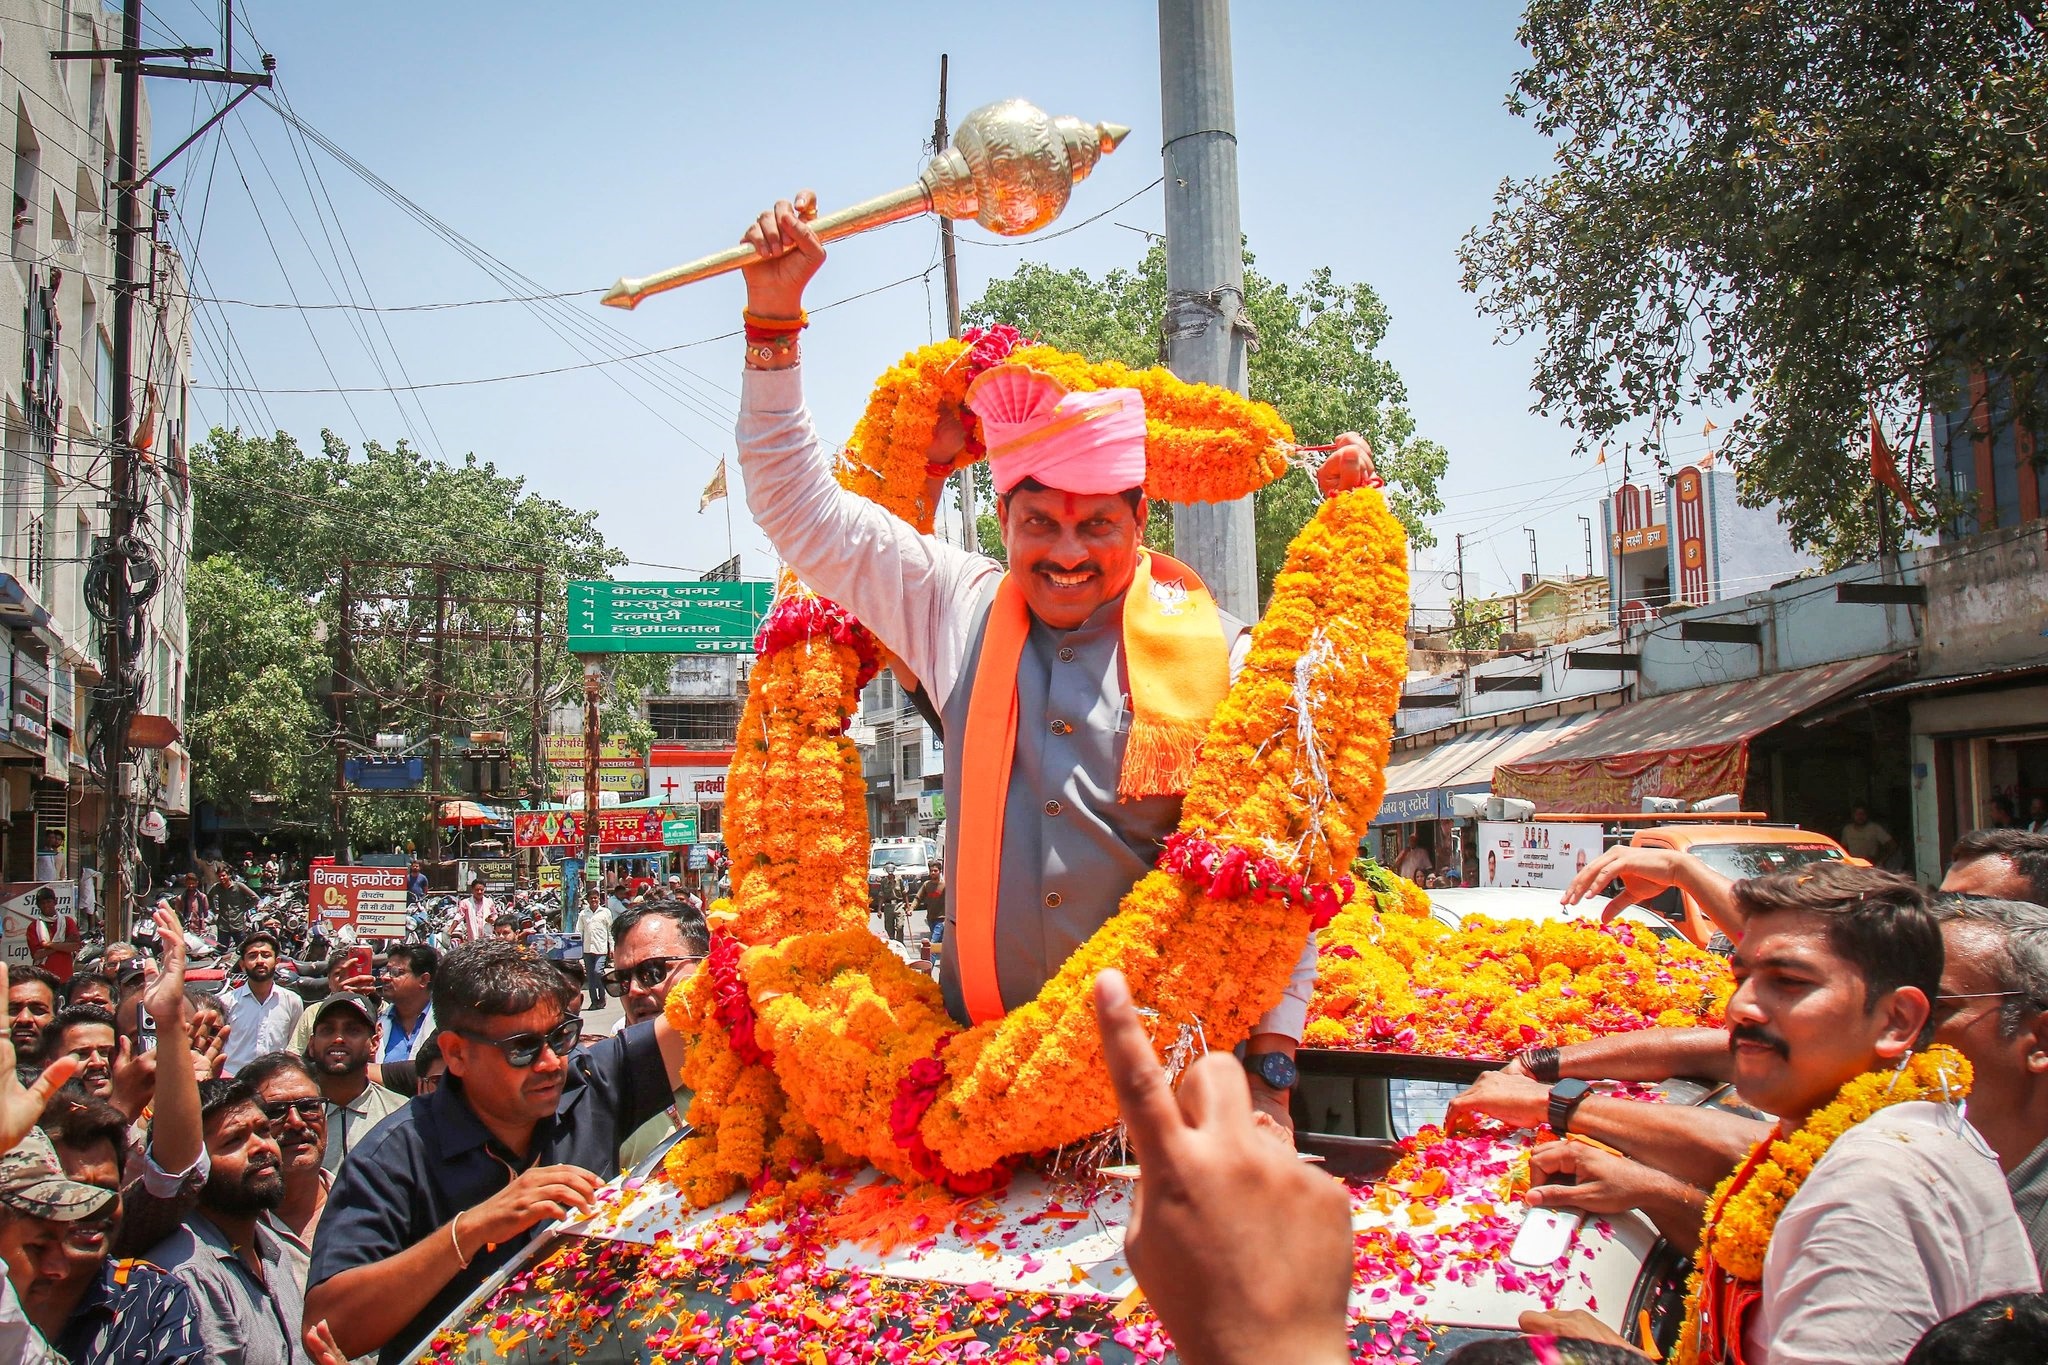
1547, 1078, 1593, 1134
1243, 1051, 1298, 1092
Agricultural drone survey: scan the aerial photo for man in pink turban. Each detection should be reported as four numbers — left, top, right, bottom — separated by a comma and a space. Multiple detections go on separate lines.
730, 191, 1378, 1131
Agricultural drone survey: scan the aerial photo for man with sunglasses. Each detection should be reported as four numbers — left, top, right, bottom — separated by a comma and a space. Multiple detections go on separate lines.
607, 902, 708, 1171
239, 1053, 330, 1257
304, 940, 692, 1364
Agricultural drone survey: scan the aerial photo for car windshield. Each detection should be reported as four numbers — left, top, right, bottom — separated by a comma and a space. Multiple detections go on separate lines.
870, 847, 926, 867
1686, 841, 1845, 881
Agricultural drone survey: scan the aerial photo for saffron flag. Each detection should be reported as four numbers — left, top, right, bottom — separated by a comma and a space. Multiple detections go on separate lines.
1701, 418, 1717, 437
1595, 444, 1607, 465
1869, 406, 1921, 522
699, 458, 728, 512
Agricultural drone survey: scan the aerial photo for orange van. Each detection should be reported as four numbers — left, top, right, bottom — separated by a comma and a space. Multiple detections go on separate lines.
1624, 823, 1858, 947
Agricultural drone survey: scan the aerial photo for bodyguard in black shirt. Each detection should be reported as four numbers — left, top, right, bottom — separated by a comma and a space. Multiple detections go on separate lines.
303, 941, 687, 1363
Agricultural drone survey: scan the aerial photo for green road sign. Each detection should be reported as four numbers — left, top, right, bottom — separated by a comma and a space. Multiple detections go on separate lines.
567, 580, 771, 654
662, 806, 700, 845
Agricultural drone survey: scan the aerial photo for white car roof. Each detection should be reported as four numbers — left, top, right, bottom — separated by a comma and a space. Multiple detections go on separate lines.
1426, 886, 1681, 939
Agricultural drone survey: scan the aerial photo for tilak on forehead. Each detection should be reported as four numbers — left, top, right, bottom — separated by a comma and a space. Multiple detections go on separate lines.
968, 363, 1147, 496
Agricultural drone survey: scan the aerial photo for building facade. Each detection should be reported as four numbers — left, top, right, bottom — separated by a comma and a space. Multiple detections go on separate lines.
1600, 464, 1819, 625
0, 3, 192, 898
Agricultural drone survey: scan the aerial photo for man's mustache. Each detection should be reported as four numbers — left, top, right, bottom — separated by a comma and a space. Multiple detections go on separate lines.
1029, 561, 1103, 577
1729, 1022, 1790, 1057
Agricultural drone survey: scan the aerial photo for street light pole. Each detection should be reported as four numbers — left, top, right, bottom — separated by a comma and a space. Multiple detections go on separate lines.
1159, 0, 1257, 620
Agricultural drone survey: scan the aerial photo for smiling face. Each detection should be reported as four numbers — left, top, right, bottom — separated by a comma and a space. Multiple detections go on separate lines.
311, 1010, 375, 1079
997, 485, 1147, 631
50, 1025, 116, 1100
1726, 908, 1930, 1127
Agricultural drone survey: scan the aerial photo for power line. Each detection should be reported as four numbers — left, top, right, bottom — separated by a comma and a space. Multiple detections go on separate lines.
191, 263, 942, 394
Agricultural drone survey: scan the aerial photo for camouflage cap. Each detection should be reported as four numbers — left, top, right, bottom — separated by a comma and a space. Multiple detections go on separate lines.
0, 1127, 116, 1221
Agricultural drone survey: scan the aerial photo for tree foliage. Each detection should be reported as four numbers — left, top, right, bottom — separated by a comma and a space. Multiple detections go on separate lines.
190, 429, 663, 852
1460, 0, 2048, 560
964, 243, 1448, 595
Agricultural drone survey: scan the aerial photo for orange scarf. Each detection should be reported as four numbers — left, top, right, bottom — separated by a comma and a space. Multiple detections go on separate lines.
952, 551, 1230, 1023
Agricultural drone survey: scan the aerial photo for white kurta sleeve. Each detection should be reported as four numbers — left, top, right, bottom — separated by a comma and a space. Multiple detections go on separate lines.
737, 365, 1000, 709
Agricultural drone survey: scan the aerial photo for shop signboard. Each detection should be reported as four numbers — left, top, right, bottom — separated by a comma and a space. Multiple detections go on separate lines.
566, 580, 771, 654
662, 805, 700, 846
513, 809, 664, 849
0, 881, 74, 970
468, 858, 518, 894
10, 679, 47, 751
1475, 820, 1605, 891
310, 866, 410, 938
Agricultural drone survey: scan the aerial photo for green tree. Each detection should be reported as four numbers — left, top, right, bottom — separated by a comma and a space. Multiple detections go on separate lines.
1459, 0, 2048, 562
191, 428, 666, 852
965, 244, 1448, 598
185, 556, 327, 820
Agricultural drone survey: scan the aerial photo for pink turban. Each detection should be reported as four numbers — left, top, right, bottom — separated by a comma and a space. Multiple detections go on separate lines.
966, 363, 1147, 496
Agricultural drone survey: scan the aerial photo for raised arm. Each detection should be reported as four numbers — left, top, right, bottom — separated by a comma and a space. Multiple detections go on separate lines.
737, 192, 996, 708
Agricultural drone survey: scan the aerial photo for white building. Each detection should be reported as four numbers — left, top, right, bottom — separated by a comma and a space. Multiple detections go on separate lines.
1601, 462, 1819, 625
0, 1, 193, 884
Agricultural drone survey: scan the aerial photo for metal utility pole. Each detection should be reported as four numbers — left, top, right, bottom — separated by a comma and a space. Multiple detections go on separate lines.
97, 0, 145, 941
582, 661, 602, 882
932, 54, 976, 554
1159, 0, 1257, 620
427, 565, 449, 861
1453, 532, 1467, 630
331, 561, 354, 859
58, 0, 272, 939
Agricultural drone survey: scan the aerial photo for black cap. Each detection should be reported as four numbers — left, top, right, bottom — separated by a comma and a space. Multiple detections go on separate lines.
238, 929, 281, 956
312, 992, 377, 1028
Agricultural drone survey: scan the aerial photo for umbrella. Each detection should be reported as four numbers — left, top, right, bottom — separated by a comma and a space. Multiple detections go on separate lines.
438, 800, 498, 827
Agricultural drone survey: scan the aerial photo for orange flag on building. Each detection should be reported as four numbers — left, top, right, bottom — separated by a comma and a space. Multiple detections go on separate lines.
1869, 406, 1922, 522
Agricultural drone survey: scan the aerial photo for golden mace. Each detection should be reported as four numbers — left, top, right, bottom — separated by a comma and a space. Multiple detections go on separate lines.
601, 98, 1130, 310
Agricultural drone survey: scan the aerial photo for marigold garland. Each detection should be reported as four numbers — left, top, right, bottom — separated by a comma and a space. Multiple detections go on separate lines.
1669, 1044, 1972, 1365
1303, 876, 1734, 1058
662, 335, 1409, 1202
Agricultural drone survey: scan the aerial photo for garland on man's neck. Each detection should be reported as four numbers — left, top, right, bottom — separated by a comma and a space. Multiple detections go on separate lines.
1673, 1044, 1973, 1365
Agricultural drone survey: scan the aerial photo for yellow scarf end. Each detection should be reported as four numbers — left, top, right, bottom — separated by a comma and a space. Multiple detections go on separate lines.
1117, 716, 1208, 801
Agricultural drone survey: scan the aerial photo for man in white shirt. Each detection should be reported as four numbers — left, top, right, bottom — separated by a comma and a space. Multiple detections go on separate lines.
1526, 864, 2036, 1363
218, 931, 305, 1076
451, 878, 495, 945
578, 890, 614, 1013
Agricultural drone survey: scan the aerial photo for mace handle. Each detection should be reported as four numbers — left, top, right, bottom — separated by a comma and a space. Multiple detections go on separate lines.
601, 183, 933, 310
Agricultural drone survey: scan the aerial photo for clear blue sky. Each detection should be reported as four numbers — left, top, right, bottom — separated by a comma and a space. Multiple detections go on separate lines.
141, 0, 1717, 612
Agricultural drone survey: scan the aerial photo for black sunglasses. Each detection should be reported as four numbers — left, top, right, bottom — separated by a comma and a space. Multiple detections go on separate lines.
601, 956, 701, 997
257, 1096, 326, 1124
456, 1017, 583, 1068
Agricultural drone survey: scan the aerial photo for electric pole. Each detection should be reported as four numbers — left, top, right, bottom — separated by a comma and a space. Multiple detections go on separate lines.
582, 661, 602, 887
1159, 0, 1257, 620
60, 0, 271, 939
932, 54, 974, 554
1454, 532, 1467, 631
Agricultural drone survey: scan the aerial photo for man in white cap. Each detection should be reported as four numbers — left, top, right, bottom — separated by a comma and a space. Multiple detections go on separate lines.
733, 193, 1379, 1126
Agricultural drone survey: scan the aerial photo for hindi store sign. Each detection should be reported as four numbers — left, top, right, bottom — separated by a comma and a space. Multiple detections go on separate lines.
311, 866, 410, 938
567, 580, 771, 655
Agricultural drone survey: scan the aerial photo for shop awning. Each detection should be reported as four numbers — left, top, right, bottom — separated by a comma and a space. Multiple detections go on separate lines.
1372, 711, 1610, 826
1494, 653, 1909, 813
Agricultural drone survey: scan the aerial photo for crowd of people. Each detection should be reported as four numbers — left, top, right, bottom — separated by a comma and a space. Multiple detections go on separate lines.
0, 866, 713, 1364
